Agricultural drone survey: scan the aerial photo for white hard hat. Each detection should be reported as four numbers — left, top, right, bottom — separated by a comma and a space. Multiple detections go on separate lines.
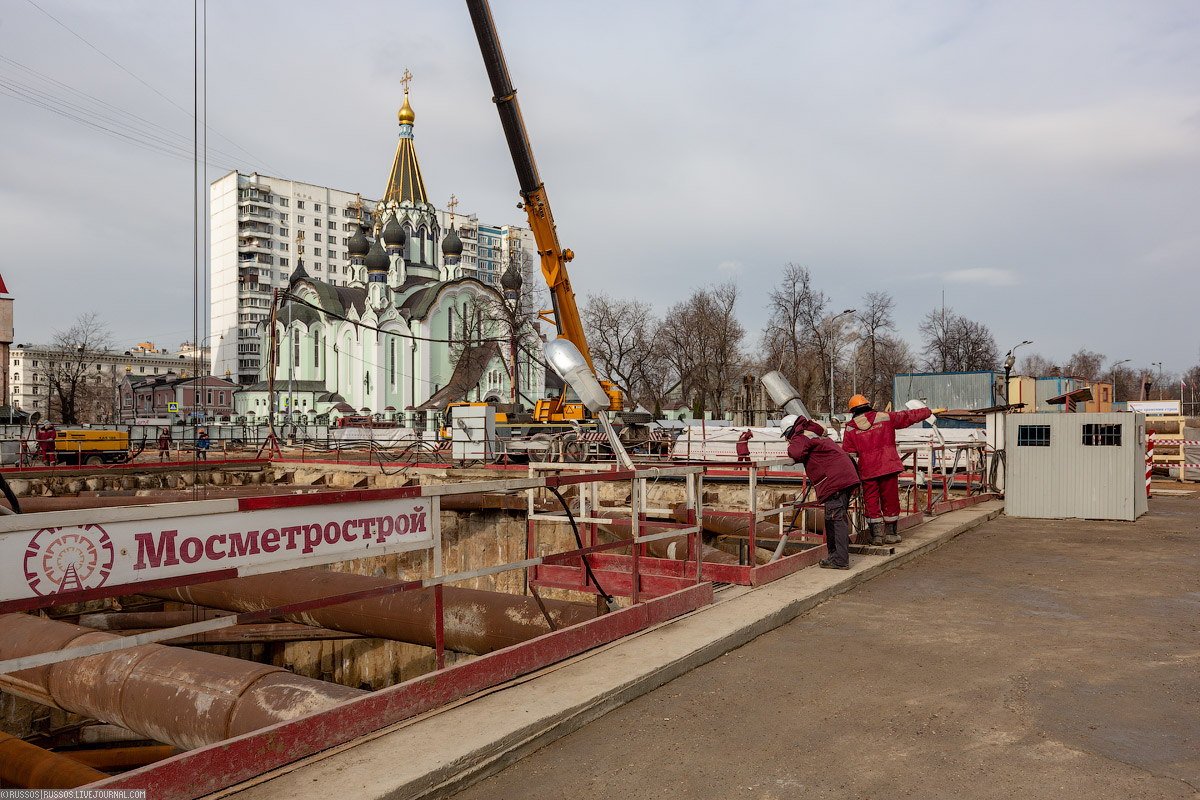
780, 414, 799, 437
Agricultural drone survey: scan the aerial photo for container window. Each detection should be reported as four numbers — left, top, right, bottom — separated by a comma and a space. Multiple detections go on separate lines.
1082, 423, 1121, 446
1017, 425, 1051, 447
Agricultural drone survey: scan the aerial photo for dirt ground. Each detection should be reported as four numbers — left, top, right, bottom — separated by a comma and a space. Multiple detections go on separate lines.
454, 489, 1200, 800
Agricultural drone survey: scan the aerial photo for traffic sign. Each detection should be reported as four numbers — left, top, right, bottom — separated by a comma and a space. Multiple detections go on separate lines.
167, 402, 179, 413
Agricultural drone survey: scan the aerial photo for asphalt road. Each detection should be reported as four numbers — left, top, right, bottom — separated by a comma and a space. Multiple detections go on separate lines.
453, 491, 1200, 800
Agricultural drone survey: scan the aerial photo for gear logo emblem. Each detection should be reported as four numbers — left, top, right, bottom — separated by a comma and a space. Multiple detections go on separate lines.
24, 525, 115, 597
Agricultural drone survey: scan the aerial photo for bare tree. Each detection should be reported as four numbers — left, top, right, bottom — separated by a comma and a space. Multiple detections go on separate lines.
657, 282, 745, 416
456, 262, 545, 408
872, 333, 914, 410
853, 290, 896, 407
918, 307, 999, 372
1018, 352, 1058, 377
1063, 348, 1105, 381
46, 313, 113, 424
582, 294, 655, 398
761, 263, 825, 407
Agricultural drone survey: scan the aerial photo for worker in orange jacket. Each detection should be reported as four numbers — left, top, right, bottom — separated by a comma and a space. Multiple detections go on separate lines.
840, 395, 940, 546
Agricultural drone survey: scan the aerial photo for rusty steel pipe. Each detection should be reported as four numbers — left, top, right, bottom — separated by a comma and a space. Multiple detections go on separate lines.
61, 744, 178, 771
0, 613, 364, 751
0, 731, 108, 789
78, 608, 233, 630
146, 568, 599, 656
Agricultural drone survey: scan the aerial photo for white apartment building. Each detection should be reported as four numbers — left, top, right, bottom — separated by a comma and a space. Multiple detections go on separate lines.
10, 343, 211, 421
211, 172, 537, 386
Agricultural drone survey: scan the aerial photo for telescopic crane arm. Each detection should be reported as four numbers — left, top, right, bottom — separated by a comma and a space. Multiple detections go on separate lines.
465, 0, 593, 371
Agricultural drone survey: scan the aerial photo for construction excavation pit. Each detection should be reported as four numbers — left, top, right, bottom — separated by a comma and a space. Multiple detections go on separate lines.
0, 433, 999, 798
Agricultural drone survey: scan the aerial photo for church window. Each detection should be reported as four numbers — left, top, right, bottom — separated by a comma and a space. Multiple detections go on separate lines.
314, 332, 321, 375
293, 329, 300, 367
389, 340, 396, 387
448, 311, 454, 342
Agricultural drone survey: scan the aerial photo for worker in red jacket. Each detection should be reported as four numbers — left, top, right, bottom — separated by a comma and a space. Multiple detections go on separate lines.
840, 395, 935, 546
782, 414, 860, 569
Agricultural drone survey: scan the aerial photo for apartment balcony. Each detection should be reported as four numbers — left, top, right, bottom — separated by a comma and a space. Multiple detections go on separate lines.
238, 208, 273, 221
238, 239, 273, 254
237, 253, 274, 266
238, 221, 273, 235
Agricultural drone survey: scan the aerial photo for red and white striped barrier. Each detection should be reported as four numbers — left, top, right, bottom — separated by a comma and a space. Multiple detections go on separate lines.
1146, 433, 1153, 498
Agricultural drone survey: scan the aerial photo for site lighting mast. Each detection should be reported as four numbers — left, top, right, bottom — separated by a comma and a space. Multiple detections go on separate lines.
1152, 361, 1163, 400
1003, 340, 1033, 403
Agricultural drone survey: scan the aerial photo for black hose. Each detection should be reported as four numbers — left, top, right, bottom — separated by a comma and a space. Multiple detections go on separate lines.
0, 472, 21, 513
547, 485, 617, 612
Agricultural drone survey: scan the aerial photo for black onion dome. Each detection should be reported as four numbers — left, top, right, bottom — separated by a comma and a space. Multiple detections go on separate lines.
500, 263, 522, 292
441, 224, 463, 257
382, 216, 405, 247
347, 225, 371, 258
364, 238, 390, 271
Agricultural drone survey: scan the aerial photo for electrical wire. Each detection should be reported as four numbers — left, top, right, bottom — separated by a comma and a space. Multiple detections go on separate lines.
546, 486, 616, 612
23, 0, 279, 173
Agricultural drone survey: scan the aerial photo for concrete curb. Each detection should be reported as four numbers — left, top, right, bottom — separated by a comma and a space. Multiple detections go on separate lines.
224, 501, 1003, 800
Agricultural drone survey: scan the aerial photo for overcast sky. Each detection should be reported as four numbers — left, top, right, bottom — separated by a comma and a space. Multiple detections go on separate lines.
2, 0, 1198, 377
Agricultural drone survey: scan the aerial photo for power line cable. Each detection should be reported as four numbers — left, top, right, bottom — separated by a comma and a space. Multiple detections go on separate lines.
23, 0, 279, 174
0, 80, 238, 172
0, 55, 251, 166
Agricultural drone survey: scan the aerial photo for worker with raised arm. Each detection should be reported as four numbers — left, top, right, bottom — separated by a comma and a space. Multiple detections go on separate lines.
782, 414, 860, 570
840, 395, 941, 546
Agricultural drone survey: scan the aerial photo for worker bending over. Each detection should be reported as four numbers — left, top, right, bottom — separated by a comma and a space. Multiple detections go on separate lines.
841, 395, 938, 546
782, 414, 860, 570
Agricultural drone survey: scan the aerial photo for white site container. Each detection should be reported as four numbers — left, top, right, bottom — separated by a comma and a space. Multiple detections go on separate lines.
451, 405, 497, 462
1005, 412, 1147, 521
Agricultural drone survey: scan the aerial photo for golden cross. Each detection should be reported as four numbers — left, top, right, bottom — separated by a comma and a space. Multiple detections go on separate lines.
447, 194, 458, 216
400, 69, 412, 93
296, 229, 304, 256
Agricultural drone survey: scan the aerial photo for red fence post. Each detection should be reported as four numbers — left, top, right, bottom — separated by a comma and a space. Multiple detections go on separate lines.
434, 583, 445, 670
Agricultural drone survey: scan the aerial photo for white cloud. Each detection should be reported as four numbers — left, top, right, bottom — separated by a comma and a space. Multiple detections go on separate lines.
944, 268, 1020, 287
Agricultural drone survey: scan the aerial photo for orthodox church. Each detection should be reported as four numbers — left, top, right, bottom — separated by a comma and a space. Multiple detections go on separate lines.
235, 88, 540, 426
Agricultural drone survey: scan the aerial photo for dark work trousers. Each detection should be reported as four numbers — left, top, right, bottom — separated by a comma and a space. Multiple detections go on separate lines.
861, 472, 901, 523
824, 486, 853, 567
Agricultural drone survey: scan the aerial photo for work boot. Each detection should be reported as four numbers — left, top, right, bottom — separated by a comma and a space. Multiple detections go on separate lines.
870, 522, 884, 547
884, 521, 901, 545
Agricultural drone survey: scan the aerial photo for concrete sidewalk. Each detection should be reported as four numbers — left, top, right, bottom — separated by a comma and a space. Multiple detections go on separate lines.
222, 500, 1003, 800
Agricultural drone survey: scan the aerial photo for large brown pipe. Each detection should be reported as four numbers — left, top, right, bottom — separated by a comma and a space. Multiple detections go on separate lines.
0, 730, 108, 789
0, 613, 364, 751
61, 744, 178, 770
146, 568, 598, 656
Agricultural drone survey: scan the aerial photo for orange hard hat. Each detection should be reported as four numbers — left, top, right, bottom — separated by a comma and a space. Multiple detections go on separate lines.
848, 394, 870, 412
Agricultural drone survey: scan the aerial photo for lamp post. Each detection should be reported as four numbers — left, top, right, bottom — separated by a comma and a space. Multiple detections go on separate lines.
1152, 361, 1163, 400
1109, 359, 1130, 403
828, 309, 855, 417
1003, 340, 1033, 403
